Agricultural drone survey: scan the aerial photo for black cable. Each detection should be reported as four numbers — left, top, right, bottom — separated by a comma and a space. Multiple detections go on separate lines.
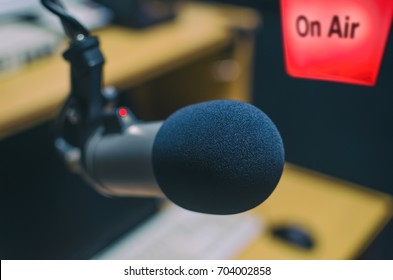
40, 0, 90, 40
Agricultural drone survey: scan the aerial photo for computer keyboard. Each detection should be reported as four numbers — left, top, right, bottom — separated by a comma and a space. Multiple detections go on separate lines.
0, 0, 112, 78
0, 22, 60, 77
94, 204, 263, 260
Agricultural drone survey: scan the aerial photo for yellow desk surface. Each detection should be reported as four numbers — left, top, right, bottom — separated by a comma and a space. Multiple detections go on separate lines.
0, 3, 258, 139
238, 164, 393, 259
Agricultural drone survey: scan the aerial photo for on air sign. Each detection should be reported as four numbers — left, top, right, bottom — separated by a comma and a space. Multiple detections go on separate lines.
281, 0, 392, 86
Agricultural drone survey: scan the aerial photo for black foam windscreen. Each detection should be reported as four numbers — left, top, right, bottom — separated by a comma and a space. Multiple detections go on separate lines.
152, 100, 284, 214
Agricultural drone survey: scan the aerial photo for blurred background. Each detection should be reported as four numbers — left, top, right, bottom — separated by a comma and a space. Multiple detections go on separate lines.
0, 0, 392, 259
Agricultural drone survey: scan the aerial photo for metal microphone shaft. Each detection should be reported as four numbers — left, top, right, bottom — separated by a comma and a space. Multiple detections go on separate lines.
84, 121, 163, 197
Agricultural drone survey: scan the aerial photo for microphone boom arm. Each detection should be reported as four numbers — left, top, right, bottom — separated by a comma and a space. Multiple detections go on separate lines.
41, 0, 120, 169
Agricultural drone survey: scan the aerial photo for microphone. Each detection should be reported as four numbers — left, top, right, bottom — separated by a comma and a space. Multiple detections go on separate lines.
40, 1, 283, 215
84, 100, 284, 215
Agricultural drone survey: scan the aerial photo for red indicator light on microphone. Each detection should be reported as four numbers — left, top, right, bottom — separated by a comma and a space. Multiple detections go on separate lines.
118, 108, 128, 117
280, 0, 393, 86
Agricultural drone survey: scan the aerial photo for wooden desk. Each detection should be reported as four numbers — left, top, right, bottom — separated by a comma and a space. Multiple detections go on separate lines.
0, 3, 259, 138
238, 164, 393, 259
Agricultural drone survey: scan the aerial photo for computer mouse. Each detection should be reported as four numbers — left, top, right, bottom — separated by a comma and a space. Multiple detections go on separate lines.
271, 225, 315, 250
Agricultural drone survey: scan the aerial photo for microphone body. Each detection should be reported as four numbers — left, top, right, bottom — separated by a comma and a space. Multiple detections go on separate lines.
84, 122, 163, 197
83, 100, 285, 215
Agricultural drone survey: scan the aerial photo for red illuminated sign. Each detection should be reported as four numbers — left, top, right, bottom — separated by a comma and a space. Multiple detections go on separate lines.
281, 0, 393, 86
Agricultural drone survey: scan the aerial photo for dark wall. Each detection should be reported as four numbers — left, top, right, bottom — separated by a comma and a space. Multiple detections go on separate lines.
252, 2, 393, 196
208, 0, 393, 259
